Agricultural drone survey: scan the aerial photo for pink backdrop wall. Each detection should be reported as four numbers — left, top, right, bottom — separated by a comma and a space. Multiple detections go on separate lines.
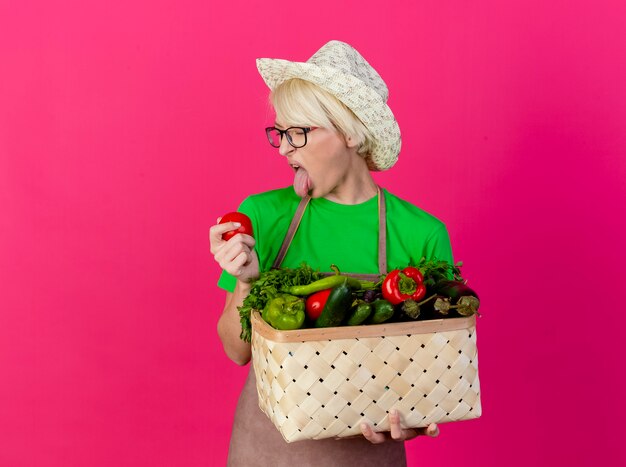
2, 1, 625, 465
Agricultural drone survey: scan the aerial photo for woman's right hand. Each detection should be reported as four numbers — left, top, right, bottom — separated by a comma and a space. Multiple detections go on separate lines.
209, 218, 259, 284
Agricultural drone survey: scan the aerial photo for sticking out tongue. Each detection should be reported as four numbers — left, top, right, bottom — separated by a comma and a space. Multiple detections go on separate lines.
293, 167, 312, 197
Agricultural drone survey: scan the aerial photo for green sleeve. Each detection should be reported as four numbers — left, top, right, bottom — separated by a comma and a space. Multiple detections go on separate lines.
216, 197, 258, 293
216, 267, 237, 293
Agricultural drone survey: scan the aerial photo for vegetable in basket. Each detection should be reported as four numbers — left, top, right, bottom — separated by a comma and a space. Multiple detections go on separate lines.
262, 294, 306, 330
315, 280, 354, 328
287, 264, 378, 296
369, 299, 395, 324
382, 267, 427, 305
288, 274, 362, 295
346, 300, 372, 326
238, 263, 323, 341
415, 257, 464, 288
305, 288, 332, 321
433, 280, 480, 316
398, 294, 438, 320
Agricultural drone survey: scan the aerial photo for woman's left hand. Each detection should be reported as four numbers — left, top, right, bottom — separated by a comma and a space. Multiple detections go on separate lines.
360, 410, 439, 444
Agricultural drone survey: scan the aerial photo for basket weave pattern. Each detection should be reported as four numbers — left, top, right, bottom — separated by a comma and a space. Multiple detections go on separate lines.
251, 312, 481, 442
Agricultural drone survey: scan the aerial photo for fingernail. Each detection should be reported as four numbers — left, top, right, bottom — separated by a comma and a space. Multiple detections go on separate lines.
233, 222, 241, 227
361, 423, 368, 432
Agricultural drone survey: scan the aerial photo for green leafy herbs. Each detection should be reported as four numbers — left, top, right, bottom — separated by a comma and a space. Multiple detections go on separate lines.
404, 257, 465, 289
420, 258, 464, 288
238, 263, 323, 342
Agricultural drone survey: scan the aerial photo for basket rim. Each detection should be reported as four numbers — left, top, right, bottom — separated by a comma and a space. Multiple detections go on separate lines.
251, 311, 477, 343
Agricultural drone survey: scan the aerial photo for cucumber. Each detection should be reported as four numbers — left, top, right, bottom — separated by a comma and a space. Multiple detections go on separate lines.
369, 299, 395, 324
346, 301, 372, 326
315, 281, 353, 328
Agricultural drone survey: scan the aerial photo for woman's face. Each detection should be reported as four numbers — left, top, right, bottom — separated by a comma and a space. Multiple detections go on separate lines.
275, 122, 357, 199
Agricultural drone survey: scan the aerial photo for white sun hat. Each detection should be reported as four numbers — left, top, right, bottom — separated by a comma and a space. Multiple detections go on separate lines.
256, 40, 401, 171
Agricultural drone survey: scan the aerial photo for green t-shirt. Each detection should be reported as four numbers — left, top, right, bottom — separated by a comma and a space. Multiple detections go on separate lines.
217, 187, 453, 292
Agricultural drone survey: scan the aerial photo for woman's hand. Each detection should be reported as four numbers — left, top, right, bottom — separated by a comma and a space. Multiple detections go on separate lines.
209, 218, 259, 283
360, 410, 439, 444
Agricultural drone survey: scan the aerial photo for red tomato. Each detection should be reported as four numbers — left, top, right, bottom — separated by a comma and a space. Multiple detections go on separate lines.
219, 212, 254, 241
305, 288, 332, 321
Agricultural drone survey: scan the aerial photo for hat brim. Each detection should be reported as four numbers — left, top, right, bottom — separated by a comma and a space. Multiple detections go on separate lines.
256, 57, 401, 171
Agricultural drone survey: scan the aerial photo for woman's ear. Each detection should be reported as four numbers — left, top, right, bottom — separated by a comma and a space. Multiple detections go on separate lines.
344, 134, 359, 149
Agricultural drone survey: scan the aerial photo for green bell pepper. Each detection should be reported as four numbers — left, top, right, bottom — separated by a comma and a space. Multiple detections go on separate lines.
261, 294, 306, 330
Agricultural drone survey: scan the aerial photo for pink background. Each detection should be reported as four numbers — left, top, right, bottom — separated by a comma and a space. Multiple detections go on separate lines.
1, 1, 625, 466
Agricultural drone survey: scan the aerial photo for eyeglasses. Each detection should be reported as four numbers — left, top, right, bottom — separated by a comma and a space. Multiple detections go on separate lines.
265, 126, 319, 149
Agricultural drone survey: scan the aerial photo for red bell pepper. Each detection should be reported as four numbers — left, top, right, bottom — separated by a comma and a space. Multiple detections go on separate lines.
382, 267, 427, 305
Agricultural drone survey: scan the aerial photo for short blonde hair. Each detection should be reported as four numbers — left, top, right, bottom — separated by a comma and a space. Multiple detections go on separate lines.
269, 78, 375, 159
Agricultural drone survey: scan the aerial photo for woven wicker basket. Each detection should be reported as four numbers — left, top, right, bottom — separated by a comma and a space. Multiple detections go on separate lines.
251, 311, 481, 442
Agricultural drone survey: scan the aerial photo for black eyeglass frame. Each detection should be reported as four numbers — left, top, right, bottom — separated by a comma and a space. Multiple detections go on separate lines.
265, 126, 318, 149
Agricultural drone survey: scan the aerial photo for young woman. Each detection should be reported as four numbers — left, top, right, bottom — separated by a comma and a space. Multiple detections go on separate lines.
210, 40, 452, 466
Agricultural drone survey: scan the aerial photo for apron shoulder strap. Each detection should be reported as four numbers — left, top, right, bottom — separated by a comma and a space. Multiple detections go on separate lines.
271, 195, 310, 270
377, 186, 387, 275
271, 186, 387, 277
